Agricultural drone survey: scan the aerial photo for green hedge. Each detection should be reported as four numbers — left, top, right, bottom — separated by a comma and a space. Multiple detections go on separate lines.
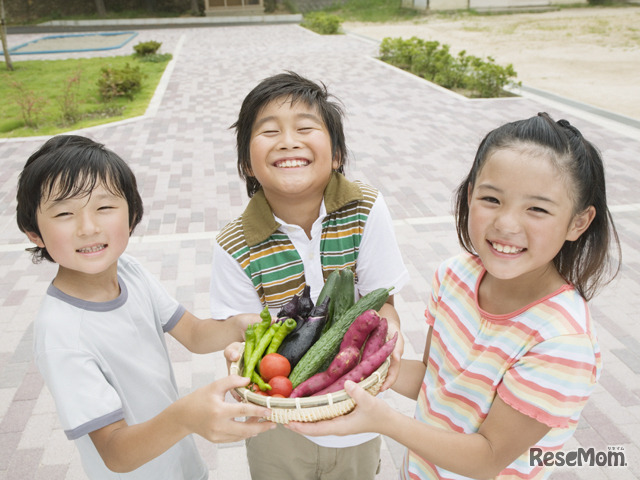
301, 12, 343, 34
379, 36, 520, 98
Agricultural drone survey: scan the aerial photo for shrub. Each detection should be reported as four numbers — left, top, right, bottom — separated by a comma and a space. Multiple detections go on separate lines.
466, 56, 519, 98
133, 41, 162, 56
97, 63, 144, 101
9, 80, 48, 128
380, 37, 428, 70
136, 53, 173, 63
301, 12, 343, 35
379, 37, 520, 98
58, 69, 83, 125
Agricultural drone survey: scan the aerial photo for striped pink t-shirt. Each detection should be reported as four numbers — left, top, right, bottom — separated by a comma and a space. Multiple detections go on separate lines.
402, 253, 601, 480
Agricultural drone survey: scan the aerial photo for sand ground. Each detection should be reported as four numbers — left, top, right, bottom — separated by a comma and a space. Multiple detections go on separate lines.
344, 6, 640, 121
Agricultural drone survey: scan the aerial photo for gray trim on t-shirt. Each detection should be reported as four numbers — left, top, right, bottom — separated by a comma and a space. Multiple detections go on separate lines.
163, 304, 186, 332
46, 277, 128, 312
65, 408, 125, 440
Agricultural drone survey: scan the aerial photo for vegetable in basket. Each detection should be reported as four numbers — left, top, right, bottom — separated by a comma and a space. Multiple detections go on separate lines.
266, 318, 297, 355
251, 371, 271, 391
339, 309, 382, 351
243, 322, 280, 380
259, 353, 291, 382
315, 332, 398, 396
277, 296, 330, 369
289, 345, 360, 398
317, 268, 355, 335
297, 285, 314, 319
334, 268, 355, 319
254, 306, 273, 344
361, 317, 388, 360
277, 294, 300, 321
289, 287, 392, 387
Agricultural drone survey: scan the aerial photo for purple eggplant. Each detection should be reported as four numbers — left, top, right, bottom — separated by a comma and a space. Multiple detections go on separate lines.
277, 294, 300, 321
277, 297, 330, 368
309, 295, 330, 318
297, 285, 314, 319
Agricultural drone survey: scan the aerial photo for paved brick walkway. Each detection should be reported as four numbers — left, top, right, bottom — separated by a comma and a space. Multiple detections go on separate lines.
1, 23, 639, 480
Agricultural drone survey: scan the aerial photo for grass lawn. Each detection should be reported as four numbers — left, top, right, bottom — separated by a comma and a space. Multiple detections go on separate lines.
0, 55, 171, 138
323, 0, 421, 22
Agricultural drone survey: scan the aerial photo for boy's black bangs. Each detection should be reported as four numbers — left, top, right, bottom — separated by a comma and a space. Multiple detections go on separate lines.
43, 151, 125, 203
289, 89, 319, 106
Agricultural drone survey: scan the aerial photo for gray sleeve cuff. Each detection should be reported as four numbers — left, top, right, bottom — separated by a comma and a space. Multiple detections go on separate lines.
65, 408, 125, 440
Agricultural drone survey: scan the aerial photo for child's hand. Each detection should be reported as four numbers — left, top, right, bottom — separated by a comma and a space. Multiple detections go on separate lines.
235, 313, 263, 336
224, 341, 244, 370
285, 380, 388, 437
381, 321, 404, 391
181, 375, 275, 443
223, 342, 246, 402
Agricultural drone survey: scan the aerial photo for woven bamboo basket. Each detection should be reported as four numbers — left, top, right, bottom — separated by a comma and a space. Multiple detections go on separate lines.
230, 343, 390, 424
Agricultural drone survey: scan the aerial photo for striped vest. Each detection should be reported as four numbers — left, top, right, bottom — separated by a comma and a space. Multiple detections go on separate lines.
216, 173, 378, 309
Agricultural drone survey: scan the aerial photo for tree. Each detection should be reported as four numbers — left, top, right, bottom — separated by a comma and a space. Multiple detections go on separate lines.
144, 0, 158, 12
95, 0, 107, 17
0, 0, 13, 71
190, 0, 199, 15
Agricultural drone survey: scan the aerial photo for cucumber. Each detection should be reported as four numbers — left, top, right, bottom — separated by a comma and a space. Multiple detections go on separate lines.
289, 286, 392, 387
334, 268, 355, 319
319, 267, 355, 335
316, 269, 341, 328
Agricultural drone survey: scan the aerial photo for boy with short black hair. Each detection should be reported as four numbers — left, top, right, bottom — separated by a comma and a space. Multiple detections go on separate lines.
211, 72, 409, 479
17, 135, 274, 480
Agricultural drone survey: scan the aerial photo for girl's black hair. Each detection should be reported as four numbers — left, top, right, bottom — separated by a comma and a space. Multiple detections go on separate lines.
16, 135, 144, 263
454, 112, 621, 300
231, 71, 348, 197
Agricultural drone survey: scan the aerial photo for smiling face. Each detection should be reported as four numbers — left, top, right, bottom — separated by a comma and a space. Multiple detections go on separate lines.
247, 96, 339, 204
26, 181, 131, 280
467, 145, 594, 289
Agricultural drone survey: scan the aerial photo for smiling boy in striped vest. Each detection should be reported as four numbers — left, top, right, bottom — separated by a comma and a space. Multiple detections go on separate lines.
210, 72, 409, 480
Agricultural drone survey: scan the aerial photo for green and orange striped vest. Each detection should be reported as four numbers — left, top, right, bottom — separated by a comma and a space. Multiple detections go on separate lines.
216, 173, 378, 309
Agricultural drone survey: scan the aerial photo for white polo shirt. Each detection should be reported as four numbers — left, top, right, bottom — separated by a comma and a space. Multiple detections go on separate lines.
210, 193, 409, 448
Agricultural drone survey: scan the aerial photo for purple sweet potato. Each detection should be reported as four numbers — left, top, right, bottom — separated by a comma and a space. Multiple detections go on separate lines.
315, 332, 398, 396
339, 309, 381, 352
290, 346, 360, 398
361, 317, 388, 360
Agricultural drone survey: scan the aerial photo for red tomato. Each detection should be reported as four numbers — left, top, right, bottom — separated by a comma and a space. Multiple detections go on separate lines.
259, 353, 291, 382
268, 376, 293, 397
248, 383, 268, 396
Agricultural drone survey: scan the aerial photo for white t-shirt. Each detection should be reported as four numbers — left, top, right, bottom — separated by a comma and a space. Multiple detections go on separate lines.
34, 254, 208, 480
210, 193, 409, 447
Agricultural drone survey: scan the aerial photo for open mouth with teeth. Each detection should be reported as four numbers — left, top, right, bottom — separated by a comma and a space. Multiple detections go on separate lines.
274, 158, 309, 168
77, 244, 107, 254
489, 241, 525, 255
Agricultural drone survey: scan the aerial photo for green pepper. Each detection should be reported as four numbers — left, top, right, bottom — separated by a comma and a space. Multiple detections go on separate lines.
254, 306, 272, 344
243, 322, 280, 381
242, 324, 256, 377
251, 371, 271, 391
266, 318, 296, 355
259, 306, 272, 323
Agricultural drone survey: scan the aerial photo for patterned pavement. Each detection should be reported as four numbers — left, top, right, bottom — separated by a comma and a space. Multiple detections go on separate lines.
1, 21, 639, 480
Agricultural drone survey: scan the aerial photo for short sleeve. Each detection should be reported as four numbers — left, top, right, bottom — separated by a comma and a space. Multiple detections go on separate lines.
130, 258, 185, 331
210, 241, 263, 318
36, 348, 124, 439
355, 193, 409, 296
497, 334, 600, 428
424, 262, 445, 328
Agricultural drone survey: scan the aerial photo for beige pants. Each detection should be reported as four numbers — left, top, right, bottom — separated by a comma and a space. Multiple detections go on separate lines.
246, 424, 381, 480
